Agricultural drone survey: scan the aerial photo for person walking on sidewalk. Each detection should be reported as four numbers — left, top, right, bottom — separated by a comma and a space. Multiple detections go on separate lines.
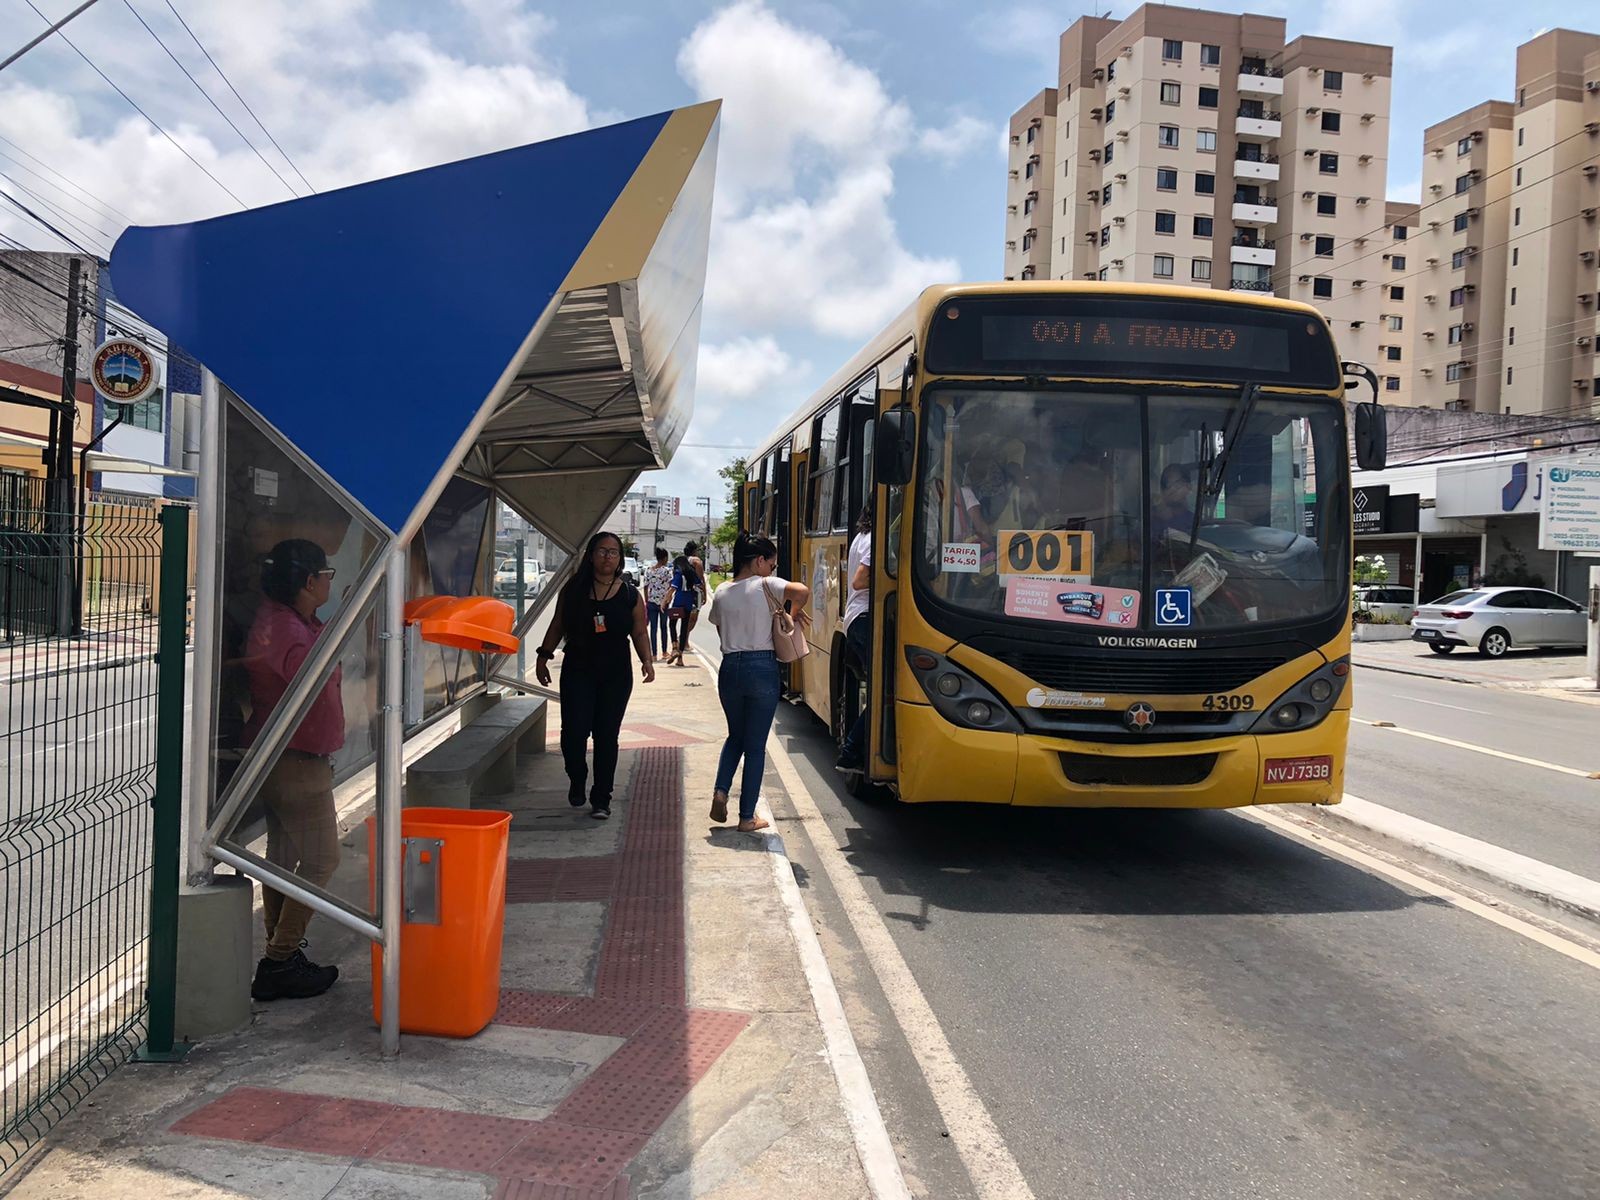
535, 531, 655, 818
242, 539, 345, 1002
664, 546, 704, 666
836, 504, 873, 774
642, 546, 674, 661
706, 531, 810, 833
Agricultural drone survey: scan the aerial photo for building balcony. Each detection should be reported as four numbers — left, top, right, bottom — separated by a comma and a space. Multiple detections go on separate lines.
1233, 157, 1280, 182
1230, 241, 1276, 266
1236, 109, 1282, 141
1229, 278, 1275, 293
1232, 200, 1278, 226
1237, 70, 1284, 97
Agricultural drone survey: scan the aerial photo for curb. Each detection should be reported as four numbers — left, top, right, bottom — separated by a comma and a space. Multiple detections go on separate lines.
3, 645, 190, 686
1352, 659, 1479, 685
1314, 795, 1600, 929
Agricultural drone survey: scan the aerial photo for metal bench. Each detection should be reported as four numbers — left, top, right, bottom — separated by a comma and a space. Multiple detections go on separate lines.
405, 695, 548, 808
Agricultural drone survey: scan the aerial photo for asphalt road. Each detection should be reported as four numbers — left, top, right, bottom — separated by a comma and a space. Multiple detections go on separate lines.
764, 698, 1600, 1200
1347, 668, 1600, 878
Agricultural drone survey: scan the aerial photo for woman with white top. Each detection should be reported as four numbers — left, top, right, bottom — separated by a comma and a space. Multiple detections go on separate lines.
706, 531, 810, 832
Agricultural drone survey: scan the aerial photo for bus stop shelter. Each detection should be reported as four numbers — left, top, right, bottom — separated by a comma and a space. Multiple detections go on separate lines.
107, 102, 720, 1052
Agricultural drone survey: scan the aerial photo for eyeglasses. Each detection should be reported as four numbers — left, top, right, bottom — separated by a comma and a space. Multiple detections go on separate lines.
313, 567, 336, 580
594, 547, 622, 558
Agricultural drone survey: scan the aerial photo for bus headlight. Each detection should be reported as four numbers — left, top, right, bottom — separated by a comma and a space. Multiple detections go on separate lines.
1250, 657, 1349, 734
904, 646, 1022, 733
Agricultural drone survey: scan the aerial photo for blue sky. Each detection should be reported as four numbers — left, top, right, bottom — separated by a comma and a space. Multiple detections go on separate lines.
0, 0, 1576, 511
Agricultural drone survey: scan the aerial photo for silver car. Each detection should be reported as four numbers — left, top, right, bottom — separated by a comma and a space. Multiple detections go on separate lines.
1411, 586, 1588, 657
1353, 586, 1415, 624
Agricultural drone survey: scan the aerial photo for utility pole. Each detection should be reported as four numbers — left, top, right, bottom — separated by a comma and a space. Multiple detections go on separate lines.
697, 496, 711, 560
55, 257, 82, 636
0, 0, 104, 75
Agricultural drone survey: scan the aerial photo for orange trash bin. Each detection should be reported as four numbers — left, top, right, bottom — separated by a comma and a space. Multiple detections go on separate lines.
367, 807, 512, 1037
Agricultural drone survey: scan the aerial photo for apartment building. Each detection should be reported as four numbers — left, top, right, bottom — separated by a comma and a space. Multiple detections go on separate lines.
1378, 202, 1419, 404
1002, 4, 1394, 371
1004, 88, 1058, 280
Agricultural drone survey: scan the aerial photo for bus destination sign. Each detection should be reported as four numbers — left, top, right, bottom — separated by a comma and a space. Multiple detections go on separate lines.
982, 315, 1290, 373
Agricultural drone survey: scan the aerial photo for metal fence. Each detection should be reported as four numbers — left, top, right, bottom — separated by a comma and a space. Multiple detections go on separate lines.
0, 474, 187, 1172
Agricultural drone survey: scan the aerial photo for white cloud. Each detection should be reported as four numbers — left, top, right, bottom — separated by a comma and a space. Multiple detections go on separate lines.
918, 115, 998, 163
697, 336, 797, 401
969, 5, 1065, 68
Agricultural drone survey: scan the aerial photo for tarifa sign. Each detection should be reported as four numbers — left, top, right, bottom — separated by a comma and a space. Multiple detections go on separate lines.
90, 338, 158, 408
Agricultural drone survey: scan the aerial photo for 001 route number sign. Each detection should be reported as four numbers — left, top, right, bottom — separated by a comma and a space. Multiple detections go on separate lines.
997, 529, 1095, 578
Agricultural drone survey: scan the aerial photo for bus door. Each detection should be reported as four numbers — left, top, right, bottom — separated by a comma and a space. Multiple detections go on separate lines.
863, 361, 911, 782
771, 441, 796, 692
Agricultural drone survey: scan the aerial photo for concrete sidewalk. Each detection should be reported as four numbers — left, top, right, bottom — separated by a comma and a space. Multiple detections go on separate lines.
3, 647, 878, 1199
1351, 637, 1596, 700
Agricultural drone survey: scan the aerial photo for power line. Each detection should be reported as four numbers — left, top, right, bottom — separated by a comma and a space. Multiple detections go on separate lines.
163, 0, 315, 195
121, 0, 299, 200
0, 168, 115, 250
0, 189, 101, 257
21, 0, 246, 209
0, 146, 124, 235
0, 133, 130, 224
0, 0, 103, 74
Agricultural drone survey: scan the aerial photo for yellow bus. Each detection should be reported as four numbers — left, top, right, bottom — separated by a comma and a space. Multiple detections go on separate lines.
741, 282, 1388, 808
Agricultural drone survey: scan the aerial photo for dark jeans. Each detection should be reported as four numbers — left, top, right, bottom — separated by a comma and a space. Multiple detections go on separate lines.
647, 602, 666, 655
559, 659, 633, 806
841, 615, 871, 764
715, 650, 781, 821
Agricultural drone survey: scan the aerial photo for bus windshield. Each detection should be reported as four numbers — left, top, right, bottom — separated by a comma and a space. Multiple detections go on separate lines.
914, 387, 1348, 633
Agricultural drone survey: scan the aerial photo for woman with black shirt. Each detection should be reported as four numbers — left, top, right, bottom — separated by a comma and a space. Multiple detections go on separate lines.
534, 531, 655, 818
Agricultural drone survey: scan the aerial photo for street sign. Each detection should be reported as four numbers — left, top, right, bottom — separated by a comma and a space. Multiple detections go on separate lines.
90, 338, 158, 408
1539, 460, 1600, 553
1352, 484, 1388, 535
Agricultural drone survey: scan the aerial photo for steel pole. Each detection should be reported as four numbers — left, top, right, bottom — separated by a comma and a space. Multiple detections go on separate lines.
184, 372, 222, 885
380, 546, 406, 1056
515, 537, 526, 680
1589, 565, 1600, 690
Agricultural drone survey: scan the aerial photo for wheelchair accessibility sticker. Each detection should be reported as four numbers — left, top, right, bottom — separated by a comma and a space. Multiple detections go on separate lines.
1154, 588, 1192, 627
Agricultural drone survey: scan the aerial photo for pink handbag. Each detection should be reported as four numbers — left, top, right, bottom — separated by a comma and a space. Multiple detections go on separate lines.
765, 579, 809, 663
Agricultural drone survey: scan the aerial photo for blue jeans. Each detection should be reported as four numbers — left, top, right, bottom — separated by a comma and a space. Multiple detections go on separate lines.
715, 650, 781, 821
840, 615, 870, 764
647, 602, 666, 655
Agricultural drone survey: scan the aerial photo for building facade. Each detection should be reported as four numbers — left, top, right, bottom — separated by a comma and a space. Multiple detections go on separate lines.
1003, 5, 1394, 370
1378, 202, 1419, 404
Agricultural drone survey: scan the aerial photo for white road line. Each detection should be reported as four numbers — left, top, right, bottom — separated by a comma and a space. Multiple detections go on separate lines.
1399, 697, 1491, 715
1243, 806, 1600, 973
1353, 717, 1600, 779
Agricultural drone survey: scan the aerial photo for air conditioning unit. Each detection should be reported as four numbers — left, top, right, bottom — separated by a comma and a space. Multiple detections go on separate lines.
1112, 215, 1125, 225
1462, 321, 1475, 331
1303, 148, 1317, 158
1302, 190, 1315, 199
1382, 253, 1392, 261
1582, 294, 1596, 304
1578, 379, 1592, 389
1433, 147, 1445, 158
1586, 165, 1599, 178
1115, 173, 1128, 182
1471, 131, 1483, 142
1089, 149, 1101, 160
1308, 66, 1321, 75
1429, 220, 1440, 229
1112, 258, 1125, 267
1006, 240, 1017, 249
1421, 367, 1433, 376
1359, 153, 1373, 163
1117, 129, 1129, 141
1092, 68, 1105, 81
1087, 189, 1100, 201
1356, 196, 1371, 205
1424, 293, 1437, 302
1361, 112, 1376, 123
1426, 256, 1439, 265
1463, 283, 1477, 293
1351, 319, 1365, 329
1298, 274, 1311, 283
1430, 183, 1444, 193
1009, 169, 1019, 179
1354, 236, 1368, 246
1353, 279, 1366, 288
1299, 232, 1314, 242
1082, 272, 1097, 279
1118, 85, 1131, 97
1579, 336, 1593, 347
1085, 232, 1098, 242
1589, 121, 1600, 134
1585, 208, 1599, 219
1091, 107, 1104, 120
1465, 206, 1480, 217
1587, 81, 1600, 93
1306, 106, 1320, 116
1582, 250, 1596, 262
1009, 134, 1020, 145
1363, 72, 1375, 81
1007, 204, 1018, 215
1121, 45, 1132, 57
1423, 330, 1435, 339
1464, 246, 1479, 256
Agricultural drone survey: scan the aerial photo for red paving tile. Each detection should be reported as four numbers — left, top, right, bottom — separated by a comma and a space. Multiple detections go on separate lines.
494, 1121, 648, 1190
496, 990, 579, 1028
170, 1086, 328, 1143
367, 1107, 534, 1174
506, 856, 619, 904
264, 1096, 401, 1157
494, 1179, 631, 1200
556, 1074, 694, 1135
541, 997, 663, 1038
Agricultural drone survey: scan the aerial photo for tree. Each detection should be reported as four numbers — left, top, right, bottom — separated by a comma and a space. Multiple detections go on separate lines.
712, 456, 746, 551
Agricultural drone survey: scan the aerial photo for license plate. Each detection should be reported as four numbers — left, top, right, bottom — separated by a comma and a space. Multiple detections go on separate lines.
1415, 629, 1437, 638
1263, 756, 1333, 785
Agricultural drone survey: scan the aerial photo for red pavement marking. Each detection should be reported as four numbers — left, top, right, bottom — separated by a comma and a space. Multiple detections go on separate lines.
170, 746, 750, 1193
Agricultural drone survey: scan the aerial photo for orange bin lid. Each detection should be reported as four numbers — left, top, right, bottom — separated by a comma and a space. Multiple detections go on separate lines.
408, 595, 520, 654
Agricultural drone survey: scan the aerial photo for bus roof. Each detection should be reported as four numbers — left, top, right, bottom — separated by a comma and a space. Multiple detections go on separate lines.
746, 281, 1337, 464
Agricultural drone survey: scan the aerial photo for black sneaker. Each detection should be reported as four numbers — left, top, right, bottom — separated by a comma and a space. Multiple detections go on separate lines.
834, 755, 864, 775
590, 803, 611, 820
251, 950, 339, 1001
568, 782, 587, 808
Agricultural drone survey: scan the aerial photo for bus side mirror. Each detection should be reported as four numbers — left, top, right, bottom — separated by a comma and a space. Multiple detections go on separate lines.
1354, 402, 1387, 472
876, 407, 916, 486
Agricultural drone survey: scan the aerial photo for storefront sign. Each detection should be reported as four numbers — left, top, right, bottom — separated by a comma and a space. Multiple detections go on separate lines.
1352, 485, 1389, 535
90, 338, 158, 407
1539, 461, 1600, 552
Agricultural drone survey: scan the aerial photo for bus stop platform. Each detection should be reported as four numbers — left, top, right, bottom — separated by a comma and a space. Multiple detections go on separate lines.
4, 646, 875, 1200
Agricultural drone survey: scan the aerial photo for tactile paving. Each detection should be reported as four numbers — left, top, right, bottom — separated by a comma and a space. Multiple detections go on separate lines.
555, 1074, 693, 1134
540, 997, 662, 1038
170, 1086, 328, 1143
506, 856, 620, 904
495, 989, 579, 1028
494, 1120, 648, 1190
367, 1107, 535, 1173
265, 1096, 401, 1157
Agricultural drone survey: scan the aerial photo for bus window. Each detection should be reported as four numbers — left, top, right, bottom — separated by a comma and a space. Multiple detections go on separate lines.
807, 404, 843, 533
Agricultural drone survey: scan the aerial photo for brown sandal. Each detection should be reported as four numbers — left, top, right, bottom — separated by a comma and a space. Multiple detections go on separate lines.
710, 791, 729, 823
737, 817, 770, 833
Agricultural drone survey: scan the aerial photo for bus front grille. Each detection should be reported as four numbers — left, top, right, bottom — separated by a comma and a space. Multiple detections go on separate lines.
1059, 753, 1217, 787
979, 646, 1292, 694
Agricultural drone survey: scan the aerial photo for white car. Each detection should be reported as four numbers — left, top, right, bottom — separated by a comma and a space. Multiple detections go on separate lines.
493, 559, 542, 600
1411, 586, 1588, 657
1353, 586, 1415, 623
621, 557, 644, 586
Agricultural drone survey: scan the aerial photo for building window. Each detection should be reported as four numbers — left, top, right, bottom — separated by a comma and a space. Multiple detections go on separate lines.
1195, 172, 1215, 195
1061, 236, 1067, 253
1512, 247, 1518, 266
1099, 267, 1109, 280
1197, 129, 1217, 152
1390, 286, 1404, 300
1192, 257, 1212, 280
1315, 235, 1334, 256
1106, 60, 1116, 81
1313, 277, 1333, 299
1507, 366, 1514, 385
1323, 69, 1344, 90
1320, 152, 1339, 174
1392, 255, 1406, 270
1515, 167, 1522, 185
1063, 120, 1070, 139
1385, 346, 1402, 361
1156, 168, 1178, 191
1159, 125, 1180, 148
1023, 195, 1036, 214
1100, 225, 1111, 246
123, 390, 163, 433
1198, 85, 1219, 109
1518, 86, 1525, 106
1022, 230, 1035, 250
1448, 324, 1463, 344
1103, 183, 1113, 204
1446, 362, 1465, 382
1450, 287, 1466, 307
1514, 206, 1521, 226
1026, 125, 1036, 145
1508, 326, 1515, 345
1105, 99, 1116, 123
1510, 286, 1516, 304
1200, 43, 1221, 66
1394, 225, 1409, 240
1452, 249, 1465, 269
1025, 160, 1036, 178
1454, 173, 1472, 194
1387, 315, 1403, 331
1154, 254, 1175, 278
1194, 215, 1214, 237
1453, 212, 1469, 232
1104, 142, 1114, 163
1161, 81, 1181, 104
1518, 127, 1525, 146
1317, 194, 1337, 215
1155, 211, 1176, 234
1457, 136, 1473, 156
1020, 265, 1035, 279
1163, 38, 1183, 61
1322, 111, 1341, 133
1385, 376, 1401, 391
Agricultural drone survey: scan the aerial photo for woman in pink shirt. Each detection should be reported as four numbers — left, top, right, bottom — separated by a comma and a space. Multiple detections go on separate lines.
242, 539, 345, 1002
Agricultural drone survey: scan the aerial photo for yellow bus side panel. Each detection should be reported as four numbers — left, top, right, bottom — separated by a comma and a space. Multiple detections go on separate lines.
895, 701, 1018, 805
